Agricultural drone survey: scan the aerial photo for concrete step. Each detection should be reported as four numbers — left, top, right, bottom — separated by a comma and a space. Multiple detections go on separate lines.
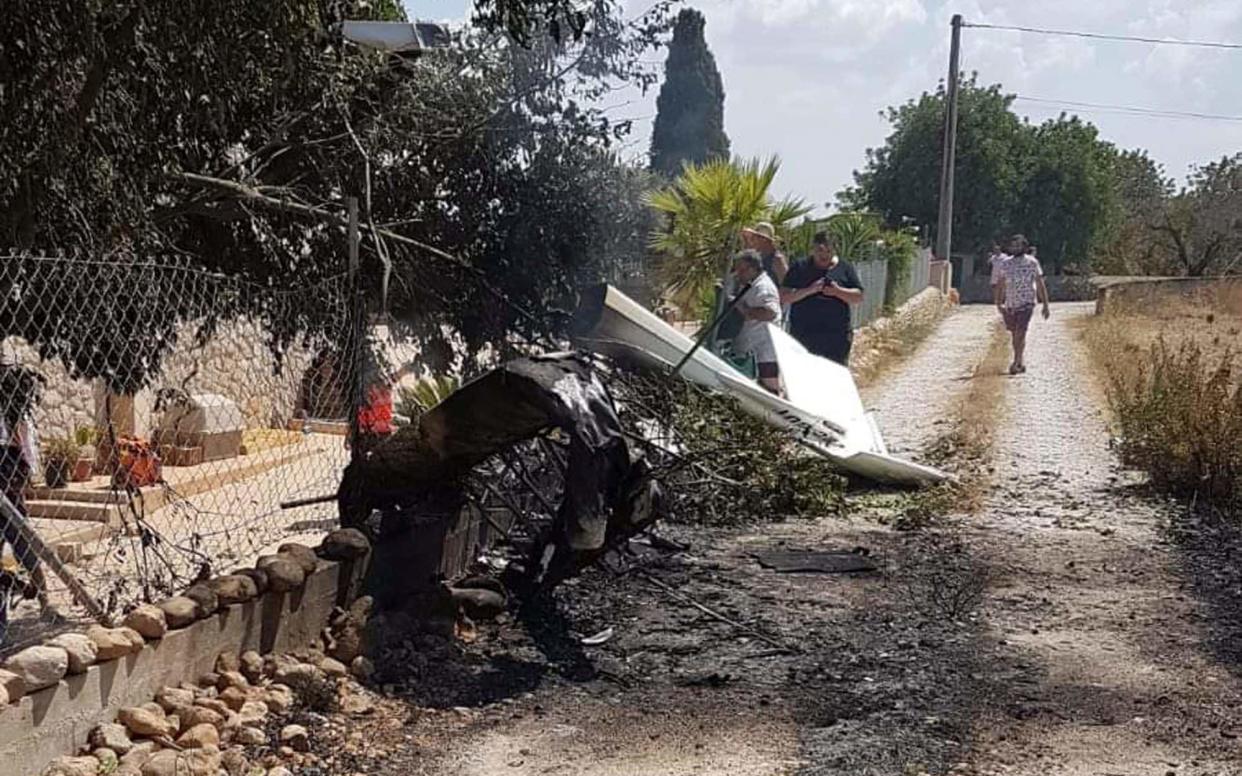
25, 499, 121, 525
3, 518, 115, 565
27, 485, 124, 504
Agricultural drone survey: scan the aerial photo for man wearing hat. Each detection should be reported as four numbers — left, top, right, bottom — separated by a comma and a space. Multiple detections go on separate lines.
741, 222, 788, 286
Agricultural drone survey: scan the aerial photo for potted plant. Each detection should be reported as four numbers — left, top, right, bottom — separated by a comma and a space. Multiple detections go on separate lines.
72, 425, 98, 482
43, 436, 78, 489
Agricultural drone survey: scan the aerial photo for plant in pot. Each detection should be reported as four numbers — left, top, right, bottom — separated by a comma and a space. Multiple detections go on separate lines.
72, 425, 98, 481
43, 436, 78, 489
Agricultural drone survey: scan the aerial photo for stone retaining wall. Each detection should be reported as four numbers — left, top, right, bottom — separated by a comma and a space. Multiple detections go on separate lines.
850, 286, 952, 379
0, 556, 365, 776
1095, 276, 1242, 314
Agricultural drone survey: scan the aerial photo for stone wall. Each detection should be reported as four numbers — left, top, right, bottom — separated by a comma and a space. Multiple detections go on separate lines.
157, 318, 319, 431
2, 319, 322, 444
0, 339, 95, 446
1095, 276, 1242, 314
0, 555, 364, 776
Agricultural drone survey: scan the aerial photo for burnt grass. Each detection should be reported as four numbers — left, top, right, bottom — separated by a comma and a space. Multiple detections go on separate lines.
285, 517, 1025, 775
1169, 503, 1242, 679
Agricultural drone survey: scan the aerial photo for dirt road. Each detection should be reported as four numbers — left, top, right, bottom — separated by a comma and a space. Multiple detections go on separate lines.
303, 304, 1242, 776
963, 303, 1242, 775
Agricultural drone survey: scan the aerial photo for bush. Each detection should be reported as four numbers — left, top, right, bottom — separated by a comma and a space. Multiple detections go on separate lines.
877, 229, 919, 310
1109, 338, 1241, 509
395, 375, 460, 422
613, 368, 847, 525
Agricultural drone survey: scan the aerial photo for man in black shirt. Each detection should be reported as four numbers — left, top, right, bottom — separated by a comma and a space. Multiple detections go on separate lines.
779, 231, 864, 365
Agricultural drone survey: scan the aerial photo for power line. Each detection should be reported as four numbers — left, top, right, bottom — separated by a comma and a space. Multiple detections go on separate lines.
963, 21, 1242, 51
1013, 95, 1242, 123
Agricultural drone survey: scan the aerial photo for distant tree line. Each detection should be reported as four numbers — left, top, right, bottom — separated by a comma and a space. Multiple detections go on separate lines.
843, 75, 1241, 277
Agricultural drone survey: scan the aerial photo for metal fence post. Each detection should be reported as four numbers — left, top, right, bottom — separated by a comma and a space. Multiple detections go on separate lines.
346, 197, 365, 464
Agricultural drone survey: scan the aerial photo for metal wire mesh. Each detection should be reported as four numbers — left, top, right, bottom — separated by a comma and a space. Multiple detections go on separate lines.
0, 255, 358, 654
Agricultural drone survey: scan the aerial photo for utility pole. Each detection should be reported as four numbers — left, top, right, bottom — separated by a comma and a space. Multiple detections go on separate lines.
935, 14, 963, 262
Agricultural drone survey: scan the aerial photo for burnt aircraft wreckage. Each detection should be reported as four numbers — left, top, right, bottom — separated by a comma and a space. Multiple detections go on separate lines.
332, 284, 943, 596
570, 284, 946, 486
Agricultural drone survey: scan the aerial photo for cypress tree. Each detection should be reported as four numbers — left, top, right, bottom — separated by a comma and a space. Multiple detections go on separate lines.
650, 8, 730, 177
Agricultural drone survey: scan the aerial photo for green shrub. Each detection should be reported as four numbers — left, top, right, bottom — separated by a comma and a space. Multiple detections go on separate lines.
396, 375, 460, 420
1109, 338, 1241, 509
613, 369, 847, 525
877, 229, 919, 310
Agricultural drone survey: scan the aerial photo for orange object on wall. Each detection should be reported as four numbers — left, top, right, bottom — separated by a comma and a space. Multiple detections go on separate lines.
113, 436, 162, 488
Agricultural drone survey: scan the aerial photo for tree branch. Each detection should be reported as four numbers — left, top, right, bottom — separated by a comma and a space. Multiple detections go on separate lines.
173, 171, 552, 339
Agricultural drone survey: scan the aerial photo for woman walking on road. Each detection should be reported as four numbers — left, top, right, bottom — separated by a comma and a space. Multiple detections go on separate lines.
992, 234, 1050, 375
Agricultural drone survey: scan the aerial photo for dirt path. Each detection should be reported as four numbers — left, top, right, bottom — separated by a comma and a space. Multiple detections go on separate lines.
964, 303, 1242, 776
301, 303, 1242, 776
862, 305, 998, 458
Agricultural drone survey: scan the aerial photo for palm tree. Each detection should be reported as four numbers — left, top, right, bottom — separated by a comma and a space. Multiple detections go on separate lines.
648, 156, 809, 317
823, 212, 882, 262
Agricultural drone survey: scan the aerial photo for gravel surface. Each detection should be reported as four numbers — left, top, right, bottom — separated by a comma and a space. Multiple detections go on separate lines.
863, 305, 1000, 460
963, 304, 1242, 776
286, 303, 1242, 776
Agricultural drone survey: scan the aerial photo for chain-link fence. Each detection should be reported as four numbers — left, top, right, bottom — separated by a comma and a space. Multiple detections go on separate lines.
0, 255, 363, 654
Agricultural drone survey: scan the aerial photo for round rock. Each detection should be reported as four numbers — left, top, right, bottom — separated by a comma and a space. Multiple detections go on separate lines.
279, 724, 309, 753
88, 722, 134, 754
87, 626, 143, 661
276, 543, 319, 575
156, 597, 200, 629
118, 706, 174, 738
175, 723, 219, 749
255, 556, 305, 592
122, 604, 168, 640
183, 585, 220, 617
47, 633, 98, 675
4, 645, 68, 692
206, 575, 259, 606
316, 528, 370, 561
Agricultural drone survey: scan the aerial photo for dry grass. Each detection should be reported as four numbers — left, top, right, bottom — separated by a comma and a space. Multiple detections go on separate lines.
1090, 285, 1242, 374
1083, 285, 1242, 511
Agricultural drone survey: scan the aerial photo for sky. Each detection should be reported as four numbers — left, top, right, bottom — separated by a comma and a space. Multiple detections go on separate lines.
404, 0, 1242, 214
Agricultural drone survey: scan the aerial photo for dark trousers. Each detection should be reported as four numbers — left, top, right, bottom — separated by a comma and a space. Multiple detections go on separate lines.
798, 334, 852, 367
0, 445, 41, 643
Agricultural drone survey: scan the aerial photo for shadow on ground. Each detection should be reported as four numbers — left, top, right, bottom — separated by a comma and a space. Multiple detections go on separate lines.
1169, 505, 1242, 675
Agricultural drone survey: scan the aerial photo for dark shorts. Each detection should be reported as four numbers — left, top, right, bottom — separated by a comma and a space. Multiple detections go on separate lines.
757, 362, 780, 379
1002, 305, 1034, 332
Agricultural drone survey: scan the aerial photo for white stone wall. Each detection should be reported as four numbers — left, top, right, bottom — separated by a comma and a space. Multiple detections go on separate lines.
2, 319, 326, 442
157, 318, 319, 431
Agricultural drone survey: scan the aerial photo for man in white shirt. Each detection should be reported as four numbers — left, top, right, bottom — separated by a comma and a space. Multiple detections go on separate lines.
730, 250, 783, 395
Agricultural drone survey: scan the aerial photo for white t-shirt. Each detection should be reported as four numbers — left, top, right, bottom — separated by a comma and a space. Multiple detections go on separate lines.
0, 415, 39, 472
733, 273, 781, 363
994, 254, 1043, 309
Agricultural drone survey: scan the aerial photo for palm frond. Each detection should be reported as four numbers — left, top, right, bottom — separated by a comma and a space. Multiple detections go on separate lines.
648, 155, 799, 317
